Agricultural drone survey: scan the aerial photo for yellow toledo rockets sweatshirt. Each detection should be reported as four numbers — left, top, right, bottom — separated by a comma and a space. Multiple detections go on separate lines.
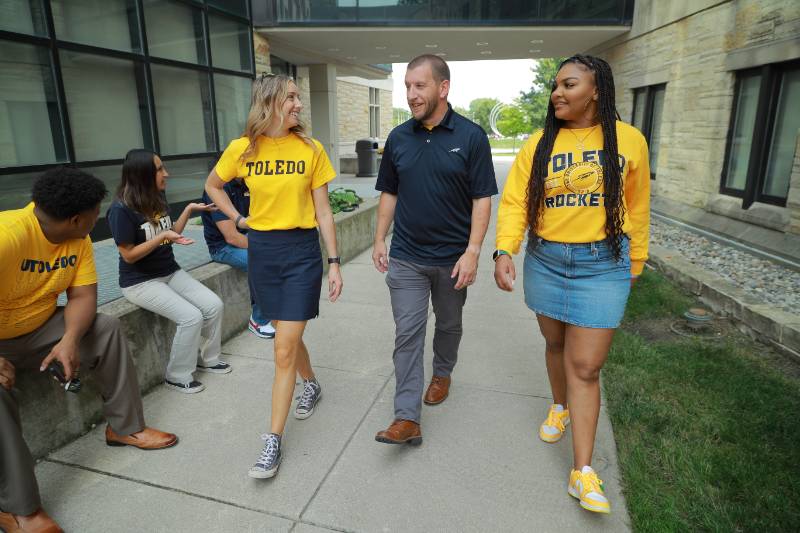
496, 120, 651, 276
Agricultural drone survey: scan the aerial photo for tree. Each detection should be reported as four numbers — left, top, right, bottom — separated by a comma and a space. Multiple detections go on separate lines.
496, 105, 531, 151
467, 97, 500, 134
518, 57, 564, 131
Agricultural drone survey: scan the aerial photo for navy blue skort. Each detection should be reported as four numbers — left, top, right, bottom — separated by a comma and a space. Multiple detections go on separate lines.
248, 228, 322, 321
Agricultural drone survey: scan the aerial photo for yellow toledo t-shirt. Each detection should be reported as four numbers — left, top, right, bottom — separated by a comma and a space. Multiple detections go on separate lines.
0, 203, 97, 339
215, 134, 336, 231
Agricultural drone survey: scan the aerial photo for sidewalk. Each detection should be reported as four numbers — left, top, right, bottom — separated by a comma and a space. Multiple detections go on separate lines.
33, 212, 630, 532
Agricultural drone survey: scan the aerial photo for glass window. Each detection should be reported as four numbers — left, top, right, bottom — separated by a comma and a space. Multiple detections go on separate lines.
59, 51, 148, 161
151, 64, 214, 155
369, 87, 380, 138
214, 74, 251, 146
208, 0, 248, 18
143, 0, 206, 65
648, 86, 665, 173
209, 14, 251, 72
0, 41, 67, 167
630, 84, 665, 179
0, 169, 46, 212
631, 88, 646, 130
762, 69, 800, 199
51, 0, 141, 53
160, 157, 215, 204
724, 73, 761, 191
0, 0, 48, 36
269, 55, 296, 78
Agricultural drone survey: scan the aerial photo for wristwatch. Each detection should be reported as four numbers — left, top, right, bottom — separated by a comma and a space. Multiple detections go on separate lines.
327, 256, 341, 264
492, 250, 509, 262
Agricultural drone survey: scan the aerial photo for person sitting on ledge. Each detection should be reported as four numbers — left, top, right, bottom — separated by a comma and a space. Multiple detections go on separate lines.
0, 167, 178, 533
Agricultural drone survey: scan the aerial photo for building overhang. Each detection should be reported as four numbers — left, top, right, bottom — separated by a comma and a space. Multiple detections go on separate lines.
257, 25, 631, 79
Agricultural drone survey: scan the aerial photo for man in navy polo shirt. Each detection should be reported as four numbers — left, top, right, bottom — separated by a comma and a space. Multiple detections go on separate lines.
372, 54, 497, 445
200, 179, 274, 338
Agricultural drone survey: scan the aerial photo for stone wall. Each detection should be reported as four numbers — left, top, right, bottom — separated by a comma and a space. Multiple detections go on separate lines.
590, 0, 800, 234
337, 79, 371, 154
381, 87, 394, 138
253, 31, 270, 75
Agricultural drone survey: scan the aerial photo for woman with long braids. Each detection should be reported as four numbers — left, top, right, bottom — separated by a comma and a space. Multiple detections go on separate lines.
205, 73, 342, 479
494, 55, 650, 514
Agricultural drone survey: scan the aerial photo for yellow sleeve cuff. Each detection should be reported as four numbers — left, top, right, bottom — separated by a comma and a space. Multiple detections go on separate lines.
495, 239, 520, 256
630, 260, 645, 277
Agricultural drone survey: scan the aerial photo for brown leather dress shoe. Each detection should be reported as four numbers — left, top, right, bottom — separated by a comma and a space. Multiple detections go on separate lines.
423, 375, 451, 405
0, 507, 63, 533
105, 426, 178, 450
375, 419, 422, 445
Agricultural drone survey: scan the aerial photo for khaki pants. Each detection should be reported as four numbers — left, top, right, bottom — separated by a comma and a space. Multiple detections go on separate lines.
0, 310, 144, 515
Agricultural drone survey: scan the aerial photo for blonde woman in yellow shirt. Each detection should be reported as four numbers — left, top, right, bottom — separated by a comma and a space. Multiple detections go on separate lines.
205, 73, 342, 479
494, 55, 650, 514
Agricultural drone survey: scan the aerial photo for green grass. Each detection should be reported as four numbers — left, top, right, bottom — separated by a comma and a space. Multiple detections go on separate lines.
488, 137, 527, 152
604, 270, 800, 532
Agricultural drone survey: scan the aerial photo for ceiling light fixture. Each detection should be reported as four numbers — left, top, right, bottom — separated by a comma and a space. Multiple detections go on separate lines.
346, 56, 357, 60
375, 46, 387, 50
327, 48, 340, 52
476, 42, 489, 46
480, 50, 492, 55
425, 44, 438, 48
530, 39, 543, 44
389, 54, 400, 58
529, 49, 541, 53
435, 52, 446, 56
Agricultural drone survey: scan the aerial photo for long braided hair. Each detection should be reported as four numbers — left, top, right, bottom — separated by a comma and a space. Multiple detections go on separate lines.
526, 54, 626, 260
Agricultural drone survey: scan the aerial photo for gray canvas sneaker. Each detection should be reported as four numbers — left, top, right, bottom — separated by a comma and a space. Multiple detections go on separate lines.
294, 378, 322, 420
248, 433, 282, 479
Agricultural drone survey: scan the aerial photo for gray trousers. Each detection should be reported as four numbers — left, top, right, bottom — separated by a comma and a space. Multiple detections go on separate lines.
0, 310, 145, 515
386, 258, 467, 423
121, 269, 223, 384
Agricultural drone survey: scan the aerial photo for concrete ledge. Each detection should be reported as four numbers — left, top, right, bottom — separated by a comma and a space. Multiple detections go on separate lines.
648, 243, 800, 361
18, 199, 380, 459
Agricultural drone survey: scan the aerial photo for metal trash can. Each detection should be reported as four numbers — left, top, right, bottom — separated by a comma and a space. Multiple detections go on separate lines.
355, 138, 379, 177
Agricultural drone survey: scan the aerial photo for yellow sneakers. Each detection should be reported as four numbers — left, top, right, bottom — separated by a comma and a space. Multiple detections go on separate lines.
539, 404, 570, 443
568, 466, 611, 514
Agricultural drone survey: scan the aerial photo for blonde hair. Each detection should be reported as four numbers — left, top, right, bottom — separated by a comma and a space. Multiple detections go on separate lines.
240, 73, 315, 161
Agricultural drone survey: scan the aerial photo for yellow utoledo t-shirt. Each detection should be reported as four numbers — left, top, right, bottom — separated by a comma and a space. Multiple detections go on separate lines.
0, 203, 97, 339
496, 121, 651, 275
215, 134, 336, 230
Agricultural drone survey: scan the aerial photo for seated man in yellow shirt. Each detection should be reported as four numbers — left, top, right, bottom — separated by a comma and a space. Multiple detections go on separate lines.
0, 167, 178, 533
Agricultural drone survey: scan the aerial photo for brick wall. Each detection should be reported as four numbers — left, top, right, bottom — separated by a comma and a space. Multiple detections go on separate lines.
337, 79, 371, 154
592, 0, 800, 233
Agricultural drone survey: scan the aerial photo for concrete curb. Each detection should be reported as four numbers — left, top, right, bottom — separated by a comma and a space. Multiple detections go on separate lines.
19, 199, 380, 459
648, 243, 800, 361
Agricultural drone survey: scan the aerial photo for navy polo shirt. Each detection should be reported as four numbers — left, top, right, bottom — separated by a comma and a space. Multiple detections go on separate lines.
201, 179, 250, 255
376, 105, 497, 266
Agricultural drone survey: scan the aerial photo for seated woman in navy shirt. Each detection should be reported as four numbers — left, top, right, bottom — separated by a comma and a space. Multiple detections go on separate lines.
107, 149, 231, 394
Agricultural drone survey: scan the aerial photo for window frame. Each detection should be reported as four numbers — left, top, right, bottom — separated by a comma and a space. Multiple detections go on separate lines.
0, 0, 255, 175
630, 82, 666, 180
369, 86, 380, 138
720, 60, 800, 208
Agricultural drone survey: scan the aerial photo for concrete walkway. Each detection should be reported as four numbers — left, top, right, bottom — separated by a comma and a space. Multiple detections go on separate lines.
34, 161, 630, 532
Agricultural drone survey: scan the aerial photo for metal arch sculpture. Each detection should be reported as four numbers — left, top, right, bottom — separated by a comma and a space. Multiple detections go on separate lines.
489, 102, 509, 137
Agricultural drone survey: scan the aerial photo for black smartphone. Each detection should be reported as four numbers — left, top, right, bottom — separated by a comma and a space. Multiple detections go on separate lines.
47, 362, 82, 393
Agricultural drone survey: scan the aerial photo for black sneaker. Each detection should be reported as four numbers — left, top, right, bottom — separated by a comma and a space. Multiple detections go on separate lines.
248, 433, 281, 479
164, 379, 205, 394
294, 379, 322, 420
197, 361, 232, 374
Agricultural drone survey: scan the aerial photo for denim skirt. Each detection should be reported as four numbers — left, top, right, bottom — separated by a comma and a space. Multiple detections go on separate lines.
523, 237, 631, 329
248, 228, 322, 321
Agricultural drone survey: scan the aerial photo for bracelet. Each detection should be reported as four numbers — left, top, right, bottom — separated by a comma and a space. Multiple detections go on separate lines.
235, 215, 244, 227
327, 256, 341, 264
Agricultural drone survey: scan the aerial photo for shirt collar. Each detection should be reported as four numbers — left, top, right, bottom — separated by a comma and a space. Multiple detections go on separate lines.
413, 103, 455, 132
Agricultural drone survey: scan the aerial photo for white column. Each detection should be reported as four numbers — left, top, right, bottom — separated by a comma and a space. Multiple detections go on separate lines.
309, 64, 339, 174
